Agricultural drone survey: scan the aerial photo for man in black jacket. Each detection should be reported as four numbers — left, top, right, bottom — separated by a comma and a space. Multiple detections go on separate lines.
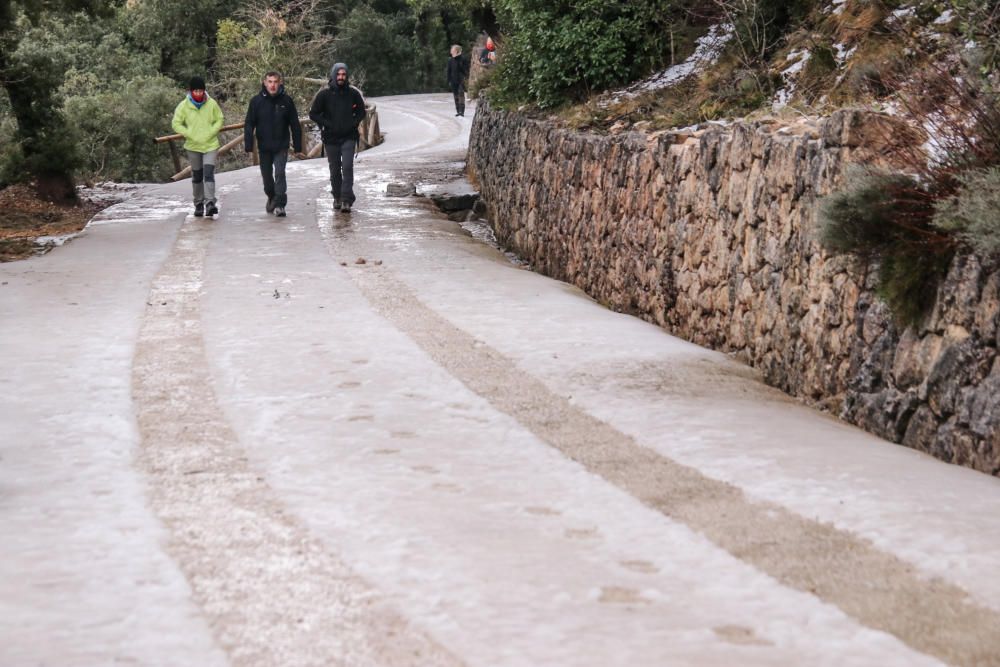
309, 62, 366, 213
447, 45, 469, 117
244, 71, 304, 217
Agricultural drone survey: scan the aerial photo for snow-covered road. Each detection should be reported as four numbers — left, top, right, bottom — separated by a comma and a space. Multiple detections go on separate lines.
3, 93, 1000, 666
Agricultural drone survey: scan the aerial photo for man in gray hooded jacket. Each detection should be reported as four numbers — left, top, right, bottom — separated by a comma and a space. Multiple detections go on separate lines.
309, 62, 366, 213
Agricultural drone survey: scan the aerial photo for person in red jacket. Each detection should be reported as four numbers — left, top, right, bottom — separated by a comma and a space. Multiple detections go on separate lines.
308, 62, 365, 213
244, 71, 304, 217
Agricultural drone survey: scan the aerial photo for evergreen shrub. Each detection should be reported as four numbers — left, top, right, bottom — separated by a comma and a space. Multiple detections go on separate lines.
934, 167, 1000, 256
819, 167, 956, 326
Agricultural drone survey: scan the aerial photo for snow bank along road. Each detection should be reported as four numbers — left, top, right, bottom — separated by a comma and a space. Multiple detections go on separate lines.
3, 94, 1000, 667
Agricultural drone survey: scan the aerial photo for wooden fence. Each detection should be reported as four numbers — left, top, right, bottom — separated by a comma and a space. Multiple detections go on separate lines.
154, 105, 382, 182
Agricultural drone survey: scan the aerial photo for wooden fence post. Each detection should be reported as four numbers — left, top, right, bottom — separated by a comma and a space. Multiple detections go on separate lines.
167, 141, 182, 174
155, 106, 381, 181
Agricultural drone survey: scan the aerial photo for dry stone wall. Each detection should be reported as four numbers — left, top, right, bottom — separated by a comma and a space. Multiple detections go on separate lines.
468, 100, 1000, 475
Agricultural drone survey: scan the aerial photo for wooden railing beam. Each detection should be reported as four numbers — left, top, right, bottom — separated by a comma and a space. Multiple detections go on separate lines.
158, 106, 381, 182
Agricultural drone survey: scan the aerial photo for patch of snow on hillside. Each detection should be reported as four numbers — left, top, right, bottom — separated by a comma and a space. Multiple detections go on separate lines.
825, 0, 848, 16
934, 9, 955, 24
834, 43, 857, 65
782, 49, 811, 76
772, 50, 811, 111
605, 24, 734, 103
922, 114, 951, 166
891, 6, 916, 22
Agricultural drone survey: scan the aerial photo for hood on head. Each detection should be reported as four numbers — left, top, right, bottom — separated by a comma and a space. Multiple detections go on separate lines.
329, 62, 349, 86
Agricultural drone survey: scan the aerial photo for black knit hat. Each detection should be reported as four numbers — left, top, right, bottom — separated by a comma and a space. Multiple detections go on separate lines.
188, 76, 206, 91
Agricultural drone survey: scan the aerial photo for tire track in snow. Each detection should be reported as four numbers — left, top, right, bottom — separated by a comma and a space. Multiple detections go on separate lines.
320, 200, 1000, 667
132, 217, 464, 667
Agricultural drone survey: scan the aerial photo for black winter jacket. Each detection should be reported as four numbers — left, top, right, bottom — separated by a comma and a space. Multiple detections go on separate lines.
244, 85, 303, 153
447, 55, 469, 90
309, 83, 366, 143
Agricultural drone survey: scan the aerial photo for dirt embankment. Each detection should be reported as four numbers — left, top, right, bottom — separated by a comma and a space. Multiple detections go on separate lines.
0, 183, 137, 261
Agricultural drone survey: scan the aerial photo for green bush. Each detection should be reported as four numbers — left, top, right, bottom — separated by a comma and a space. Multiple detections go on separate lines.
804, 44, 837, 77
819, 168, 911, 255
489, 0, 688, 108
333, 5, 422, 96
2, 11, 183, 184
56, 18, 160, 86
64, 76, 182, 183
4, 24, 82, 186
819, 167, 956, 326
0, 93, 24, 187
951, 0, 1000, 74
484, 0, 816, 108
878, 250, 955, 327
327, 1, 476, 96
468, 60, 496, 99
214, 3, 335, 109
934, 167, 1000, 256
120, 0, 241, 81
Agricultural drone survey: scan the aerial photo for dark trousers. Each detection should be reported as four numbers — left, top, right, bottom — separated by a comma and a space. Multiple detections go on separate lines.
325, 139, 356, 204
259, 149, 289, 207
452, 85, 466, 115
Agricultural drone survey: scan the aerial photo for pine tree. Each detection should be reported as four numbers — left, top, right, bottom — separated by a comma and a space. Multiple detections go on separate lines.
0, 0, 105, 201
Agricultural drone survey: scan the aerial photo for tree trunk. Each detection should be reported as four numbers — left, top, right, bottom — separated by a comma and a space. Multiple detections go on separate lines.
34, 170, 77, 204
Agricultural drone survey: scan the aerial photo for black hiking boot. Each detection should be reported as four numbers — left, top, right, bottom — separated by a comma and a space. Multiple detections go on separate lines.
205, 202, 219, 217
194, 202, 204, 217
274, 207, 286, 217
333, 198, 341, 211
341, 202, 352, 214
266, 196, 276, 213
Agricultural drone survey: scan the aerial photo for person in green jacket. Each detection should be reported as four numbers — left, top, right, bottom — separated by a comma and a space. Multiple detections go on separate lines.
172, 76, 224, 217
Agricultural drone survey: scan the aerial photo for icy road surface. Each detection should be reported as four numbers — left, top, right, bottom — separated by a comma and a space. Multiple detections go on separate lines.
3, 94, 1000, 667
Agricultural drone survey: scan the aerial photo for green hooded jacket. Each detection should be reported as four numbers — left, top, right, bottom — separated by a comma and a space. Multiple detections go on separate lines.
171, 95, 224, 153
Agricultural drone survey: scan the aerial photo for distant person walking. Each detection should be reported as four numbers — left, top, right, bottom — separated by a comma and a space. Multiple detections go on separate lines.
447, 45, 469, 117
309, 62, 366, 213
244, 71, 304, 218
171, 76, 224, 218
